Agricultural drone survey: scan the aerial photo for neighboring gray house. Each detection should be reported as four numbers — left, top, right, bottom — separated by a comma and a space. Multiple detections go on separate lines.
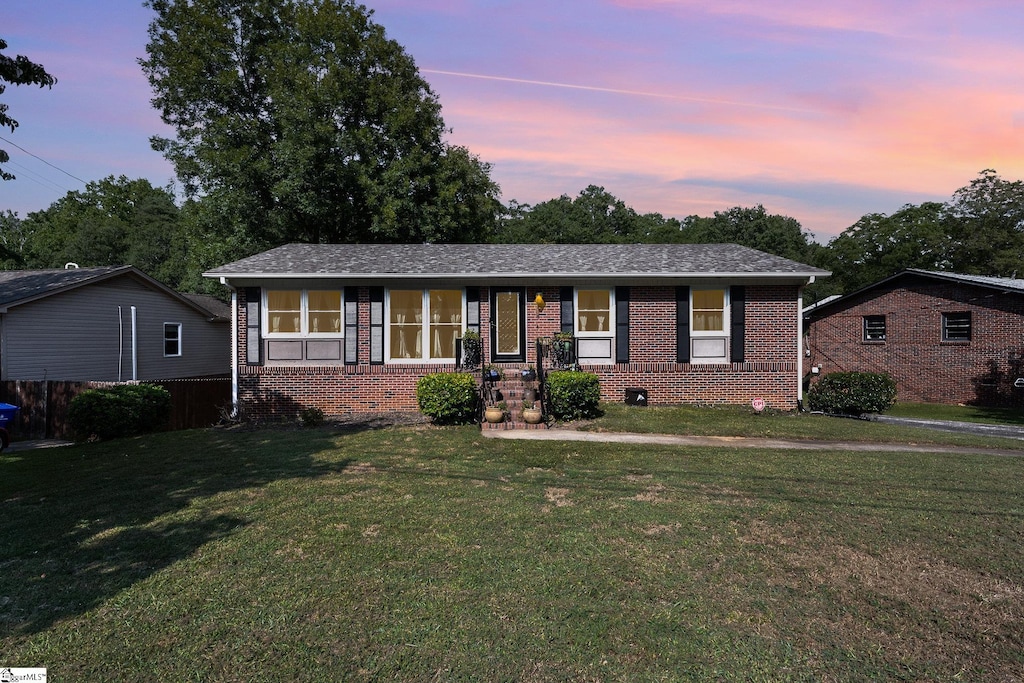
0, 266, 230, 381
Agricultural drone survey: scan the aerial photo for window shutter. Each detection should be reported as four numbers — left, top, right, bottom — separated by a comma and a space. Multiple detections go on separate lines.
466, 287, 480, 334
344, 286, 358, 364
245, 287, 262, 365
730, 285, 745, 363
676, 286, 690, 363
560, 287, 574, 335
369, 287, 384, 365
615, 286, 630, 364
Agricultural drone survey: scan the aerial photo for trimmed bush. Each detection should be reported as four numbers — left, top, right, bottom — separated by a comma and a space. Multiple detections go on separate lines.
807, 371, 898, 415
416, 372, 479, 424
68, 383, 172, 441
299, 406, 326, 427
546, 370, 601, 420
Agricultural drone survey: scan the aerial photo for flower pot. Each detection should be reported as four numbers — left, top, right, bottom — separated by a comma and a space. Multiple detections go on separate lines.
484, 407, 505, 423
522, 408, 543, 424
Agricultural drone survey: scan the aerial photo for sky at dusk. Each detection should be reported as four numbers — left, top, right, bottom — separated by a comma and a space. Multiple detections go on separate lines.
2, 0, 1023, 242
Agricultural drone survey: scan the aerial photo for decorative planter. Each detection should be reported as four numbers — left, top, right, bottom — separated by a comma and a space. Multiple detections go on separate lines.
522, 408, 543, 424
484, 407, 505, 423
522, 388, 537, 404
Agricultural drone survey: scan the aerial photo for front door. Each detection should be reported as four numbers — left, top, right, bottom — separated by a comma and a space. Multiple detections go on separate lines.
491, 288, 526, 362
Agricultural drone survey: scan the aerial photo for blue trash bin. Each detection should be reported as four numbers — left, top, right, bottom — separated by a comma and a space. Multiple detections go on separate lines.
0, 402, 20, 451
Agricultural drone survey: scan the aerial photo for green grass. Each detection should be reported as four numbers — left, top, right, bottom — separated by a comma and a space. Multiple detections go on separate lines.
583, 402, 1024, 451
887, 401, 1024, 426
1, 422, 1022, 681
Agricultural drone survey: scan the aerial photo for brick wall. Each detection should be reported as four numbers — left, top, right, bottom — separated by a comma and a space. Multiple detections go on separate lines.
235, 283, 805, 419
806, 277, 1024, 406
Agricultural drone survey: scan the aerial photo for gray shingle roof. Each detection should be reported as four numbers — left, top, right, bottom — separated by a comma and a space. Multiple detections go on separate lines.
907, 269, 1024, 293
205, 243, 828, 280
0, 266, 229, 320
0, 266, 129, 308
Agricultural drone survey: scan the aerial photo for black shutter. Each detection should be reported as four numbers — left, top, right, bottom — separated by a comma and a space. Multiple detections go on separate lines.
560, 287, 574, 334
466, 287, 480, 334
344, 286, 359, 365
676, 286, 690, 363
615, 286, 630, 364
730, 286, 746, 363
245, 287, 262, 365
369, 287, 384, 365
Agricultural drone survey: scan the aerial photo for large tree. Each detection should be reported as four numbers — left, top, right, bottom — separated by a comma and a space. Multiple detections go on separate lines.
823, 202, 950, 294
140, 0, 500, 259
0, 37, 57, 181
944, 169, 1024, 277
17, 176, 188, 288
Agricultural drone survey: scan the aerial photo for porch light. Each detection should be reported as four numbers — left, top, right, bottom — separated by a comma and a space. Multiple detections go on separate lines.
534, 292, 545, 311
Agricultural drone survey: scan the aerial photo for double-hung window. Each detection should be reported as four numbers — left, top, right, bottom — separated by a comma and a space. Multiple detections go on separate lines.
163, 323, 182, 357
942, 311, 971, 341
265, 290, 343, 336
575, 289, 612, 335
863, 315, 886, 342
388, 289, 463, 361
689, 288, 730, 363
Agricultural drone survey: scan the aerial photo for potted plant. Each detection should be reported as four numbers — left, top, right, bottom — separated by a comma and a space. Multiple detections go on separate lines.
484, 364, 502, 382
521, 400, 543, 424
484, 401, 506, 423
521, 365, 537, 382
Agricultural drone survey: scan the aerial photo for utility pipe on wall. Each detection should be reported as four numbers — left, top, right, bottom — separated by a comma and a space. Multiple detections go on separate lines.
131, 306, 138, 381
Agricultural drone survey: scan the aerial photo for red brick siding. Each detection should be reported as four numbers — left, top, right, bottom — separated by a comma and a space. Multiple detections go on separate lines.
235, 283, 805, 418
806, 280, 1024, 406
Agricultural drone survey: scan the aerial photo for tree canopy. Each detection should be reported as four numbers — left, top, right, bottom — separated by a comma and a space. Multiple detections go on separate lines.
16, 176, 188, 287
824, 171, 1024, 294
140, 0, 500, 264
495, 185, 681, 244
0, 37, 57, 181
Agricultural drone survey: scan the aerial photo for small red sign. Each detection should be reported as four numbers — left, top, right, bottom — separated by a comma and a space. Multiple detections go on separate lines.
751, 398, 766, 412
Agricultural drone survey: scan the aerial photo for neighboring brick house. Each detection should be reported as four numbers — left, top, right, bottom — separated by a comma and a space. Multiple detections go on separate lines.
204, 243, 827, 420
805, 269, 1024, 407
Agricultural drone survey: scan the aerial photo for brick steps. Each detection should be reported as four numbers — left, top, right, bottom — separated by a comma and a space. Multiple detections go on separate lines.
481, 377, 547, 430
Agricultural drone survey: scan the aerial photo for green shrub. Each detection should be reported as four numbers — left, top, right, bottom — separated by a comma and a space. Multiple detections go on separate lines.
68, 383, 172, 441
299, 406, 326, 427
807, 371, 898, 415
546, 371, 601, 420
416, 372, 479, 424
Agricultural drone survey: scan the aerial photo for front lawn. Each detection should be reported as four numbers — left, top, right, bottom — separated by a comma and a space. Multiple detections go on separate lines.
1, 423, 1021, 681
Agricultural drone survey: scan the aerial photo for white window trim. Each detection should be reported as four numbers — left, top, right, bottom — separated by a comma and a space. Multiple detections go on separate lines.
573, 287, 615, 337
263, 289, 344, 338
163, 322, 182, 357
690, 287, 730, 337
385, 288, 466, 363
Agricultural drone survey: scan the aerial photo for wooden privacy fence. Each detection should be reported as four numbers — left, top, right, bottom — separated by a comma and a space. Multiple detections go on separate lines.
0, 377, 231, 440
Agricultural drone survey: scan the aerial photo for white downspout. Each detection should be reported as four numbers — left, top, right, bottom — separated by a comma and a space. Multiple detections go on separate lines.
131, 305, 138, 382
230, 289, 239, 417
118, 305, 123, 382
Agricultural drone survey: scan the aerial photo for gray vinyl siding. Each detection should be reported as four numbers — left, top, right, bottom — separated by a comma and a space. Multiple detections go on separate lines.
1, 276, 228, 381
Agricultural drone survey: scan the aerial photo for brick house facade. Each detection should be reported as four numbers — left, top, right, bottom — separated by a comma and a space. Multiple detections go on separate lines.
805, 270, 1024, 407
206, 243, 826, 420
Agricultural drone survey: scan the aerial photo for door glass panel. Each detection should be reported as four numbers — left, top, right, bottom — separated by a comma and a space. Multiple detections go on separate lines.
495, 291, 520, 355
390, 290, 423, 359
429, 290, 462, 359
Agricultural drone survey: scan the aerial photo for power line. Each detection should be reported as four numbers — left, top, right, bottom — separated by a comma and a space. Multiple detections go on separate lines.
0, 134, 88, 185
